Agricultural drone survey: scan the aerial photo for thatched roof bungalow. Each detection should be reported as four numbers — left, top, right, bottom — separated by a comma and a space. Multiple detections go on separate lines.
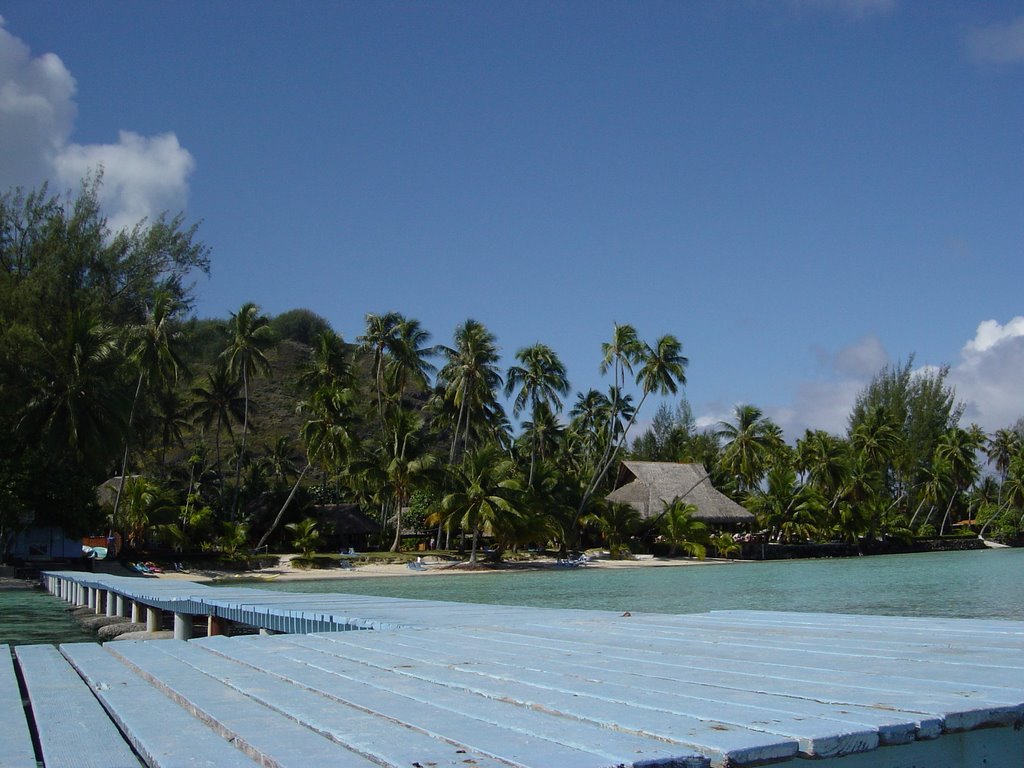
311, 504, 381, 550
605, 461, 754, 526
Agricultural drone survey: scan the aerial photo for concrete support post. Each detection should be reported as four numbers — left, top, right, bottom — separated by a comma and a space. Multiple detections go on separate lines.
117, 595, 130, 617
173, 613, 193, 641
131, 601, 142, 623
258, 628, 276, 636
95, 589, 104, 615
146, 607, 160, 633
85, 587, 94, 610
106, 591, 117, 617
207, 616, 226, 637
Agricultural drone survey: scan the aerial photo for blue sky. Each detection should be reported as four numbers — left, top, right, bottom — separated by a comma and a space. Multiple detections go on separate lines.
2, 1, 1022, 439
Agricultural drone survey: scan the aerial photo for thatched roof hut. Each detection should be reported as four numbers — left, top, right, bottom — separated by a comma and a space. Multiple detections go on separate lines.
312, 504, 381, 537
605, 461, 754, 525
95, 475, 141, 508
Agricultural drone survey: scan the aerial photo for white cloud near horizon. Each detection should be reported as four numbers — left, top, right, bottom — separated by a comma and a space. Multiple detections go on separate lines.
950, 317, 1024, 430
700, 321, 1024, 441
0, 17, 194, 231
967, 16, 1024, 64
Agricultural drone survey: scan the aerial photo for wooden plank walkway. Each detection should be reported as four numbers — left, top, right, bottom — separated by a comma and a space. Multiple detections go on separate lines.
16, 572, 1024, 767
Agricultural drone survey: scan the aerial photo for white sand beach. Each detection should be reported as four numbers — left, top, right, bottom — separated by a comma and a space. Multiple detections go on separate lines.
149, 553, 738, 584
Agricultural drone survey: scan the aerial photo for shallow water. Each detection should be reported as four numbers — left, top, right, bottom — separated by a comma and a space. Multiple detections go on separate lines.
3, 549, 1021, 647
0, 584, 97, 647
234, 548, 1024, 620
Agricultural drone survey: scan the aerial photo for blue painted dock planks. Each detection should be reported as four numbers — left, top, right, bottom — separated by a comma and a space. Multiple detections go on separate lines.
59, 642, 260, 768
195, 633, 714, 767
27, 571, 1024, 767
14, 644, 142, 768
0, 645, 38, 768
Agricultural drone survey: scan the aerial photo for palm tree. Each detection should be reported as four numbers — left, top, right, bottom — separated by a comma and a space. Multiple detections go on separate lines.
442, 444, 522, 564
255, 383, 357, 551
381, 407, 439, 552
189, 362, 247, 499
592, 323, 643, 478
505, 343, 570, 484
580, 333, 687, 517
286, 517, 321, 560
357, 311, 402, 423
566, 390, 604, 474
783, 488, 826, 544
222, 302, 275, 518
585, 503, 641, 559
518, 402, 564, 469
710, 532, 741, 559
716, 404, 780, 495
934, 427, 984, 534
1004, 452, 1024, 528
386, 316, 437, 400
659, 499, 708, 558
112, 291, 186, 522
796, 430, 848, 508
262, 436, 300, 493
746, 465, 800, 541
521, 459, 579, 552
151, 386, 190, 468
111, 476, 175, 550
299, 330, 351, 393
914, 457, 954, 533
20, 310, 129, 475
987, 428, 1021, 503
437, 319, 504, 461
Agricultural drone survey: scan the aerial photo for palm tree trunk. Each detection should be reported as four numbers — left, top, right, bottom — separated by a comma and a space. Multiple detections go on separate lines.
449, 400, 467, 462
255, 462, 311, 551
390, 497, 404, 553
939, 491, 957, 536
111, 371, 145, 523
908, 497, 927, 529
231, 368, 249, 520
578, 391, 650, 518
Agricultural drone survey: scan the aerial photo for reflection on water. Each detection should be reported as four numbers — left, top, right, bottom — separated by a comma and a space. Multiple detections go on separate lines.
234, 549, 1024, 621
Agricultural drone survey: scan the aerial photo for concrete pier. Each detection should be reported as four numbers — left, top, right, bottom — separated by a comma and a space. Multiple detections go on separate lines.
27, 570, 1024, 768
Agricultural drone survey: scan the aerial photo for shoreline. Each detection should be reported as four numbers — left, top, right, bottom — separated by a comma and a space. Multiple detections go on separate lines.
142, 553, 742, 584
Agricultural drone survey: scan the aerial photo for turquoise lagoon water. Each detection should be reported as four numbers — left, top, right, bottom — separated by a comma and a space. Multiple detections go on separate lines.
0, 584, 96, 647
2, 549, 1021, 647
227, 548, 1024, 621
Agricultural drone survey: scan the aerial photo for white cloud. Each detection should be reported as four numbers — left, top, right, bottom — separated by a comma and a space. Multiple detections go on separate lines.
53, 131, 195, 233
0, 17, 194, 230
962, 317, 1024, 356
950, 317, 1024, 430
764, 335, 889, 438
702, 321, 1024, 443
833, 334, 888, 379
967, 16, 1024, 64
0, 18, 75, 188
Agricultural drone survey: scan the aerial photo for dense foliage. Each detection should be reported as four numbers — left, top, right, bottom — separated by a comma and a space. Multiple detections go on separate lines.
3, 179, 1023, 561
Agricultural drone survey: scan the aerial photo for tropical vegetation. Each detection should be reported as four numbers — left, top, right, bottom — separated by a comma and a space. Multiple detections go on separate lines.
2, 178, 1023, 566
